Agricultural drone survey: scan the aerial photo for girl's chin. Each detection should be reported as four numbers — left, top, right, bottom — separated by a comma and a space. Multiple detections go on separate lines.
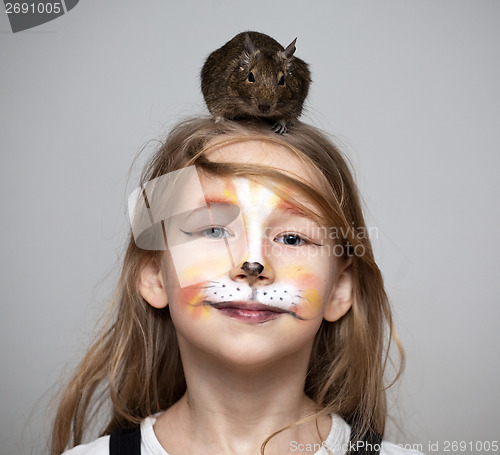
182, 332, 315, 370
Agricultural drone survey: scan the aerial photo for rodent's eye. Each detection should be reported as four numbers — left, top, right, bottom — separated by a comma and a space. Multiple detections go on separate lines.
247, 72, 255, 83
278, 75, 285, 86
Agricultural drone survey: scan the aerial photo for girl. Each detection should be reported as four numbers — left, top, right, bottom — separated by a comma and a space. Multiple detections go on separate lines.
51, 118, 423, 455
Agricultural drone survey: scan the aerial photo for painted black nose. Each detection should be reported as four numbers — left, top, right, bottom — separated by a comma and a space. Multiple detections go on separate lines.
241, 261, 264, 277
258, 104, 270, 113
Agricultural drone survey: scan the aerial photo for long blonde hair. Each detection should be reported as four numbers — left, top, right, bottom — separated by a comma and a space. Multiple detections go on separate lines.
50, 117, 404, 454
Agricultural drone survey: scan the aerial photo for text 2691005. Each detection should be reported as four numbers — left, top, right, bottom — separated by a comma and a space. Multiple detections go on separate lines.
5, 2, 62, 14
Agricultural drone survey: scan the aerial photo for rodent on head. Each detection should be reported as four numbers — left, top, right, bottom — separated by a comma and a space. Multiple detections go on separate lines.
227, 34, 304, 119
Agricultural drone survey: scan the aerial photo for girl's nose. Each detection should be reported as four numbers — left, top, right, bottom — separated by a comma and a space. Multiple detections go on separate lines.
241, 261, 264, 276
230, 260, 274, 285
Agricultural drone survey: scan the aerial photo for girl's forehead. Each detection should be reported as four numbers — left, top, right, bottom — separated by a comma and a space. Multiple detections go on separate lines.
204, 139, 323, 190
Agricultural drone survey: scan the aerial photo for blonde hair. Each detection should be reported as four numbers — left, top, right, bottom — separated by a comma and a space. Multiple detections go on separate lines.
50, 117, 404, 454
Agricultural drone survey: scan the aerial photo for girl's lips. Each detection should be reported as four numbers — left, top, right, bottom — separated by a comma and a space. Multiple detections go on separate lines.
208, 301, 287, 323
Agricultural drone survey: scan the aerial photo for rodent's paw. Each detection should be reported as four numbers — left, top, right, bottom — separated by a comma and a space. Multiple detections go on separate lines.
214, 116, 226, 123
271, 121, 287, 135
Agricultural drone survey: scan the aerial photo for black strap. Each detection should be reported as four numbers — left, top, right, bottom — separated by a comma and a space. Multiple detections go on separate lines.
109, 424, 141, 455
348, 420, 382, 455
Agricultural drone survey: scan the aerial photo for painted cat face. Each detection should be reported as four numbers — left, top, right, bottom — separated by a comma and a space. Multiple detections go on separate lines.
165, 174, 333, 322
157, 140, 348, 325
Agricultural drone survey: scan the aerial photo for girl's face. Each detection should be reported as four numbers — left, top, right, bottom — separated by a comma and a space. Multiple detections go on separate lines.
140, 140, 353, 367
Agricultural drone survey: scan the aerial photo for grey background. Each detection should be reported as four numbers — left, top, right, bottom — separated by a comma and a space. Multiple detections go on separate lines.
1, 1, 499, 454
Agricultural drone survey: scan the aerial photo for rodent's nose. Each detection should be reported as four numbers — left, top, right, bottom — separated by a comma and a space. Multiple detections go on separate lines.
258, 104, 271, 113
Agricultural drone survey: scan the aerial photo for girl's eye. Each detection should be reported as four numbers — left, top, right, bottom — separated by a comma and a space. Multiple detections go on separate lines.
247, 72, 255, 82
201, 227, 231, 240
275, 233, 307, 246
278, 75, 285, 86
181, 226, 233, 240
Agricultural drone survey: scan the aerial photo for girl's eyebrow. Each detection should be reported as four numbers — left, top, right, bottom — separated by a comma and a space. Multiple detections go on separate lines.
277, 200, 311, 219
204, 196, 236, 205
183, 196, 236, 211
182, 199, 239, 223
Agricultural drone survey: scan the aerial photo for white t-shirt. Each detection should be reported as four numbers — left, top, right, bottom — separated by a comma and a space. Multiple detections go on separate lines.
63, 414, 425, 455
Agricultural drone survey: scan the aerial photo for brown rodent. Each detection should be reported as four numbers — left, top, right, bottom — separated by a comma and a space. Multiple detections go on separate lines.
201, 31, 311, 134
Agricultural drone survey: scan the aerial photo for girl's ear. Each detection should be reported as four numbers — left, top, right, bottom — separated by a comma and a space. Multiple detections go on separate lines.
323, 266, 353, 322
138, 256, 168, 309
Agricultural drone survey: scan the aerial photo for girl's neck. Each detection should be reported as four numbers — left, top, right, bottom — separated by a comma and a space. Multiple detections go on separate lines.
154, 336, 329, 455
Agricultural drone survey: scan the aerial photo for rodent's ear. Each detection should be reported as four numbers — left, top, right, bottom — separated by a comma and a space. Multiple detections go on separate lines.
283, 38, 297, 58
239, 33, 255, 68
243, 33, 255, 54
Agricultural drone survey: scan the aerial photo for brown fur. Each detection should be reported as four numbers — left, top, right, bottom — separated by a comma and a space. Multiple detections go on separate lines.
201, 32, 311, 130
